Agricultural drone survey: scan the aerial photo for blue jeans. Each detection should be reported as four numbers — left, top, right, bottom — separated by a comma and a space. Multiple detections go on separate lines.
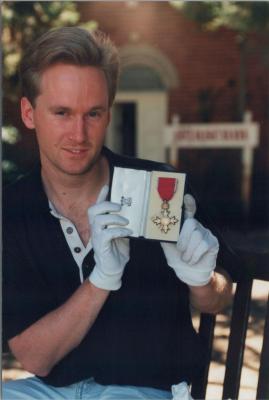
3, 376, 172, 400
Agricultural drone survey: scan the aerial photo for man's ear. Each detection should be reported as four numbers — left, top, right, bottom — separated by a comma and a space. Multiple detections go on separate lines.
21, 97, 35, 129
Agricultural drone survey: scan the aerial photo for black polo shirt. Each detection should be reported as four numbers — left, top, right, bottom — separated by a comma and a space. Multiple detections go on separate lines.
3, 147, 238, 390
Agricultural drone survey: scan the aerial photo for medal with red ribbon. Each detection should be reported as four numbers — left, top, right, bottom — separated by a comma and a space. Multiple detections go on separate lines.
158, 177, 177, 202
152, 177, 179, 233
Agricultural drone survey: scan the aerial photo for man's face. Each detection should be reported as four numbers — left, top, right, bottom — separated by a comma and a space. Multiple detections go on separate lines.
21, 63, 110, 176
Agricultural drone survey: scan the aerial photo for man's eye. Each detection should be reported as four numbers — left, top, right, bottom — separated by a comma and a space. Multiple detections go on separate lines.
55, 110, 67, 116
88, 110, 101, 118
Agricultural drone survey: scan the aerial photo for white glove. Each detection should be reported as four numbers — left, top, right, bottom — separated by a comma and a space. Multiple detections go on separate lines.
161, 194, 219, 286
88, 185, 132, 291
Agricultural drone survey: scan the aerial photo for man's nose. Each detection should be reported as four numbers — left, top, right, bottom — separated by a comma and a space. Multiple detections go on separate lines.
70, 116, 87, 142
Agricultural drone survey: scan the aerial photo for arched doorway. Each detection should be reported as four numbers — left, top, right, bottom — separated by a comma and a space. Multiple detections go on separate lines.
106, 45, 179, 162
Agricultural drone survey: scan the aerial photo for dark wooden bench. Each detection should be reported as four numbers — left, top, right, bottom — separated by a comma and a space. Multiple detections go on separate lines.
191, 248, 269, 399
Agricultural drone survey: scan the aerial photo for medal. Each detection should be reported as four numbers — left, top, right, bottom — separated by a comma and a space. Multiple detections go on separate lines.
152, 177, 179, 233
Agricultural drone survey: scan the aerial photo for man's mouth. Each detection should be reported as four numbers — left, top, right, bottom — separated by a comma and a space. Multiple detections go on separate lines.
63, 148, 89, 154
70, 149, 86, 153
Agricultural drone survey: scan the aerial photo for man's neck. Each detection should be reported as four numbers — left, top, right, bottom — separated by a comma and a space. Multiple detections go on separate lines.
41, 155, 110, 216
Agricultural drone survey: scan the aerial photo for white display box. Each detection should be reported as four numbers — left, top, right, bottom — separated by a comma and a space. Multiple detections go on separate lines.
111, 167, 186, 242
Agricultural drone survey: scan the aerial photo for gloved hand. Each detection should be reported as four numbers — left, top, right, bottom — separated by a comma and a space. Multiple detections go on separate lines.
88, 185, 132, 291
161, 194, 219, 286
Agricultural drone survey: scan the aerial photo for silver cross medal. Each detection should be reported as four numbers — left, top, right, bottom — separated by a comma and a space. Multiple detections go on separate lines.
152, 199, 179, 233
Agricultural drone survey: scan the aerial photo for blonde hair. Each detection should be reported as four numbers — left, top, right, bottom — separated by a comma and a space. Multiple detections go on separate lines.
20, 27, 120, 107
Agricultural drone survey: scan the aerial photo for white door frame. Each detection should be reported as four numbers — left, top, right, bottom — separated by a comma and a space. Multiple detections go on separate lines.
106, 91, 168, 163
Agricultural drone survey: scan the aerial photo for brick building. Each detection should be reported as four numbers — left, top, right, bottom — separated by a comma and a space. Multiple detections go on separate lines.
78, 1, 269, 229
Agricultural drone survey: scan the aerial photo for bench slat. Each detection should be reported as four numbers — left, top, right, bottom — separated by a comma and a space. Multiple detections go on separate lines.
222, 279, 253, 399
256, 293, 269, 399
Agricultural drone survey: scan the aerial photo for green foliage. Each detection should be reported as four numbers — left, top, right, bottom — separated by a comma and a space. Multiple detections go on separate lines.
2, 125, 21, 145
170, 1, 269, 34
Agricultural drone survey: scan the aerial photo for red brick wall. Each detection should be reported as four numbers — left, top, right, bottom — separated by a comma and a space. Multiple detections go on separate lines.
79, 2, 241, 122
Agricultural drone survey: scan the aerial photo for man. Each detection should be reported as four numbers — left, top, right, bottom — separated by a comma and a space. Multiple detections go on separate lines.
3, 27, 235, 399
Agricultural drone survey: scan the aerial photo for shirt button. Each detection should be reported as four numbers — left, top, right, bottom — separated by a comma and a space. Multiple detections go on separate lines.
74, 247, 81, 253
82, 263, 92, 280
84, 263, 90, 271
66, 227, 73, 234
